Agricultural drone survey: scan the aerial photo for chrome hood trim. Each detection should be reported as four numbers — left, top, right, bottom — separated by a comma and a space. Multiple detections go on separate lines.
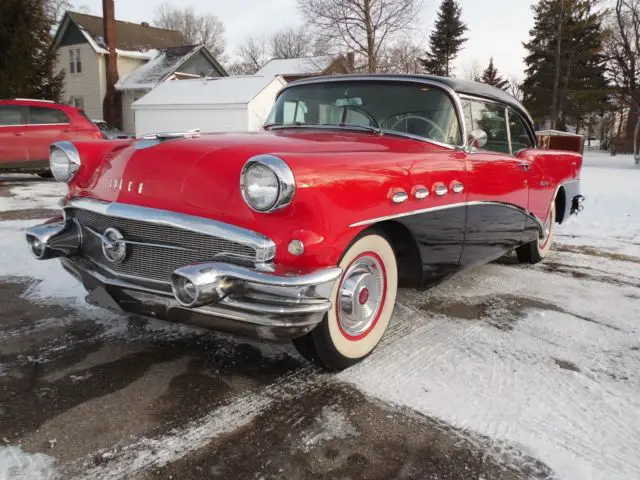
64, 197, 276, 262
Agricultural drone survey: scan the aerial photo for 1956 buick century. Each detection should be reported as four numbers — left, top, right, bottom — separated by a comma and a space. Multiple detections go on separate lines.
26, 74, 584, 370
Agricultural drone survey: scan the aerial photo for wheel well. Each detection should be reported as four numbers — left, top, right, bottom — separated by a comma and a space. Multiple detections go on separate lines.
367, 221, 422, 288
555, 187, 567, 224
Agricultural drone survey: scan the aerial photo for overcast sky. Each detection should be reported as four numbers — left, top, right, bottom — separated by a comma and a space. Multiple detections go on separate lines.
78, 0, 536, 80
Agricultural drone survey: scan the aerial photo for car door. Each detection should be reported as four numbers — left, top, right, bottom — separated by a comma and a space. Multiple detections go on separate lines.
0, 105, 29, 166
387, 88, 467, 285
459, 97, 530, 267
27, 106, 71, 164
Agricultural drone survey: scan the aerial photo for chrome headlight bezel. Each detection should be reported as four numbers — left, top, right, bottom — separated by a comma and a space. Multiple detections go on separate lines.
49, 141, 81, 183
240, 155, 295, 213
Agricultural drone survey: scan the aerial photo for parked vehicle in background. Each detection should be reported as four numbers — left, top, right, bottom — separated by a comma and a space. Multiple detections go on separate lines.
0, 99, 102, 175
92, 120, 132, 140
26, 75, 585, 370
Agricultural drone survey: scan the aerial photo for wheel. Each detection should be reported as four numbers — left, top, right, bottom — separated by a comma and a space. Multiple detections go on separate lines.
517, 202, 556, 264
37, 170, 53, 179
292, 232, 398, 370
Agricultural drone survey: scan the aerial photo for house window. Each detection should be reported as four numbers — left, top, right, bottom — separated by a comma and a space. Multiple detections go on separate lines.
69, 48, 82, 74
70, 97, 84, 110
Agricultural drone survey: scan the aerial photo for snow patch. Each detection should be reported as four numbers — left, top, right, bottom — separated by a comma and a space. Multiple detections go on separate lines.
0, 179, 65, 212
300, 406, 358, 451
0, 446, 57, 480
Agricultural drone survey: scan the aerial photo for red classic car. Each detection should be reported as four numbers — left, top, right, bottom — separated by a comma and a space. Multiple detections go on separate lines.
25, 75, 584, 370
0, 98, 103, 175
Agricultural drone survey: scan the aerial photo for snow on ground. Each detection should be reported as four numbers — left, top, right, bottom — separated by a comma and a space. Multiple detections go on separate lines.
0, 176, 65, 213
558, 151, 640, 258
341, 152, 640, 480
0, 447, 56, 480
0, 151, 638, 479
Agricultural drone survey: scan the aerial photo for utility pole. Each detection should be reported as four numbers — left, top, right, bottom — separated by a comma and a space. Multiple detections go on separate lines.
550, 0, 564, 130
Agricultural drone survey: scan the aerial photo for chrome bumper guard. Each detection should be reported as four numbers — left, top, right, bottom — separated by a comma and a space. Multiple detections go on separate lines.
25, 219, 341, 340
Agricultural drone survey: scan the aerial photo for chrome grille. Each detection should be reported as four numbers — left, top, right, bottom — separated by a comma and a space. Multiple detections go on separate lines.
67, 208, 257, 283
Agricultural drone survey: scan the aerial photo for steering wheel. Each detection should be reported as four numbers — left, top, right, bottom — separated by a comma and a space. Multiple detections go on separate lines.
382, 114, 448, 143
341, 105, 380, 129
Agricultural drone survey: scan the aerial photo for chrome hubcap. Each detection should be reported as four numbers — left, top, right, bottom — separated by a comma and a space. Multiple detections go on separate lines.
338, 254, 385, 338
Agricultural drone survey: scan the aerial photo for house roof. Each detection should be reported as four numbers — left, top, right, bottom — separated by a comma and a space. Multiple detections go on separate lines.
255, 56, 337, 77
115, 45, 225, 90
54, 11, 186, 53
133, 75, 286, 107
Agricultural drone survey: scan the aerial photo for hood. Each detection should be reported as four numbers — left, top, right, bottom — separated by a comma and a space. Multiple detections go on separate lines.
70, 129, 441, 230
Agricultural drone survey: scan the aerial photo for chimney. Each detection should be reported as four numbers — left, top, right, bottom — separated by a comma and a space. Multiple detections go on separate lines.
102, 0, 123, 129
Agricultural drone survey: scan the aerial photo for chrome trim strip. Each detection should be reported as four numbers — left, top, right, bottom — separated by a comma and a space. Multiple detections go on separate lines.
271, 76, 468, 150
65, 198, 277, 262
350, 202, 467, 227
350, 200, 545, 235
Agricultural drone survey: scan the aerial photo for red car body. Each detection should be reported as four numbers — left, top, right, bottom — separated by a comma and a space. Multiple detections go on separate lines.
0, 99, 102, 173
26, 75, 584, 369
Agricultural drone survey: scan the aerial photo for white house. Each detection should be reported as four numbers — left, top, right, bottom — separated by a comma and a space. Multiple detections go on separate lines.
132, 75, 287, 137
51, 11, 227, 134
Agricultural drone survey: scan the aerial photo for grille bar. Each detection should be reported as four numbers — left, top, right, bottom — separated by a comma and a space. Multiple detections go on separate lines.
67, 207, 259, 283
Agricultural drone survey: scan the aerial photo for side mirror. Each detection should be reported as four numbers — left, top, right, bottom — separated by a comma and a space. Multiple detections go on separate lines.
466, 129, 488, 152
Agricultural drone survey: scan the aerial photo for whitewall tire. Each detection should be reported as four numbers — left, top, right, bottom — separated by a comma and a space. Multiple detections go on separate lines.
517, 202, 556, 264
293, 232, 398, 370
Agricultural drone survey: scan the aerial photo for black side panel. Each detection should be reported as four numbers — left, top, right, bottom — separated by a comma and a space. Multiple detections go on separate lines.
460, 203, 526, 267
397, 205, 466, 287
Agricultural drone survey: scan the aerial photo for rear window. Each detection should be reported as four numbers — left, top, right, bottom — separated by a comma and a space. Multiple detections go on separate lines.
0, 105, 27, 126
29, 106, 70, 124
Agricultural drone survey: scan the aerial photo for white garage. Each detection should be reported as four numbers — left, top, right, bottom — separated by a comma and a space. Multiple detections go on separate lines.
132, 75, 287, 137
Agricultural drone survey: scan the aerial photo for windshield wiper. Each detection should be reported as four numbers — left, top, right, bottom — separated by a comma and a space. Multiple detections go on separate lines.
264, 123, 383, 136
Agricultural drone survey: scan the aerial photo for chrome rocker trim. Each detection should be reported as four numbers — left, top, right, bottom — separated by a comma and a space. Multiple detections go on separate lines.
25, 218, 341, 340
64, 197, 276, 262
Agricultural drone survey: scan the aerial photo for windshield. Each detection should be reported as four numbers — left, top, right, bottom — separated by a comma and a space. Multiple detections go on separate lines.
266, 81, 462, 146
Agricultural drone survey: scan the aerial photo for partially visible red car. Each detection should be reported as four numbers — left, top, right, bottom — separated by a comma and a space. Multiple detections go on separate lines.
0, 99, 102, 175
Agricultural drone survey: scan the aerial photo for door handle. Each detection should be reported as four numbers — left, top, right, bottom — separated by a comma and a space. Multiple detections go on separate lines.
517, 161, 530, 171
14, 132, 24, 136
63, 129, 71, 133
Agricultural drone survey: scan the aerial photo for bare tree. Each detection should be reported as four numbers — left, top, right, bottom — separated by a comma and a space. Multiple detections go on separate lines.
270, 27, 314, 58
462, 60, 482, 81
605, 0, 640, 162
378, 39, 423, 73
297, 0, 420, 72
154, 2, 226, 59
227, 36, 270, 75
44, 0, 72, 23
506, 78, 524, 102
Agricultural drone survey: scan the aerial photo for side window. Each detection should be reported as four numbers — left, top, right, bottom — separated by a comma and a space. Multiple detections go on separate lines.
0, 106, 27, 125
29, 107, 70, 124
70, 96, 84, 110
509, 110, 534, 152
462, 99, 510, 154
69, 49, 76, 74
69, 48, 81, 74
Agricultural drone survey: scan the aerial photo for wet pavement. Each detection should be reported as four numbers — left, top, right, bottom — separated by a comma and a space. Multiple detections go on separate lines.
1, 174, 639, 479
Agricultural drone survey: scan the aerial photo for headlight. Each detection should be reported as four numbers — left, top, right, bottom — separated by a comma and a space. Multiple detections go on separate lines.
240, 155, 295, 212
50, 141, 81, 182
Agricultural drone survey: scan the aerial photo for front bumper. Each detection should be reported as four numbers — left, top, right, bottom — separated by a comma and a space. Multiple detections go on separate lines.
26, 218, 341, 340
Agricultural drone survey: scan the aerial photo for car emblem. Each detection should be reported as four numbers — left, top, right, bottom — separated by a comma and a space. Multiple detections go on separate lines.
101, 228, 127, 264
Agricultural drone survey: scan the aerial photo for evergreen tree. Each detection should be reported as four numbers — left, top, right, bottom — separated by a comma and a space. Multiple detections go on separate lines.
480, 57, 509, 90
0, 0, 65, 100
421, 0, 468, 77
522, 0, 609, 129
